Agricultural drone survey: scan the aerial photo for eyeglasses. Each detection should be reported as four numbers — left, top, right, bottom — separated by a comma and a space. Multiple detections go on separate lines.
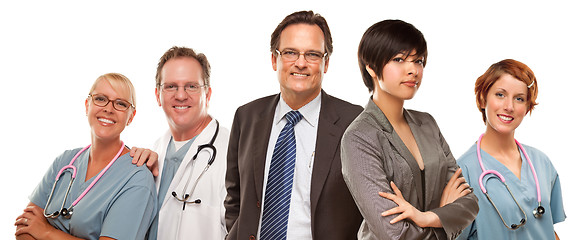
276, 49, 327, 63
88, 94, 134, 111
159, 83, 207, 94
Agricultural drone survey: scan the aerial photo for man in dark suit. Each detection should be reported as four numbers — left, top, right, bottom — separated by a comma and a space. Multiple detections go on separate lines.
225, 10, 363, 240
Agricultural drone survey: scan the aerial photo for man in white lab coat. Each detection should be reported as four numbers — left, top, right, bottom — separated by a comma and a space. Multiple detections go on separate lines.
135, 46, 229, 239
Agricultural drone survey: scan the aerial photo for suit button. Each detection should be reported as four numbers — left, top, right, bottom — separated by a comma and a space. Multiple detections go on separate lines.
249, 234, 256, 240
257, 201, 261, 208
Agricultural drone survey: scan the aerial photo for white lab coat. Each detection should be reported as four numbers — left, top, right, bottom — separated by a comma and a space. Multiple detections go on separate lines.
153, 119, 229, 240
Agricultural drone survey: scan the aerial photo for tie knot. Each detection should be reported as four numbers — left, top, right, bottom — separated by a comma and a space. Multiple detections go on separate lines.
285, 111, 303, 126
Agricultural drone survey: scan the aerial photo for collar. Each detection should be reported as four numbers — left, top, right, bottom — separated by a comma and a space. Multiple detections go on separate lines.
275, 92, 321, 127
364, 97, 423, 133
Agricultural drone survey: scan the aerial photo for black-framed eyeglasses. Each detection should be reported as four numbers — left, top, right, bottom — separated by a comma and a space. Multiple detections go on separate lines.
88, 94, 134, 111
159, 83, 207, 94
276, 49, 327, 63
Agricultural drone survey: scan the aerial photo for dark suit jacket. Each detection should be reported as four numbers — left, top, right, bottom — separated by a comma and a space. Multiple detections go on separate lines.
225, 90, 364, 240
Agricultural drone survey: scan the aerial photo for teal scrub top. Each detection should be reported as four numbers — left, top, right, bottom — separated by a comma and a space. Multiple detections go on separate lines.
30, 147, 158, 240
457, 143, 565, 240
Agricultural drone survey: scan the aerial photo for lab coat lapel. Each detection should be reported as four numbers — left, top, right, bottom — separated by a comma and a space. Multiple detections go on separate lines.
310, 92, 340, 211
252, 95, 280, 201
160, 119, 219, 209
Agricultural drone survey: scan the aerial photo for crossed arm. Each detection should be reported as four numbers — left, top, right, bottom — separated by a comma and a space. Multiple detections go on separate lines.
14, 203, 114, 240
341, 126, 478, 239
379, 168, 471, 228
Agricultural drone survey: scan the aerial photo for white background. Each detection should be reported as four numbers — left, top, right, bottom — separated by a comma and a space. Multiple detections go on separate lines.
1, 0, 574, 238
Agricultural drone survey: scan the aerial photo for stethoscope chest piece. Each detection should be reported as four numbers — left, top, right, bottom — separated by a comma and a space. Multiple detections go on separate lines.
534, 205, 545, 218
61, 207, 73, 219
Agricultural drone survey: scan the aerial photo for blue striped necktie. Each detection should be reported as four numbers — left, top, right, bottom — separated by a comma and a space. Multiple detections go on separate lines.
260, 110, 303, 240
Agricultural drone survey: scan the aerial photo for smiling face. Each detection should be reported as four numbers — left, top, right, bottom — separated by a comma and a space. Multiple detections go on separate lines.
368, 50, 424, 101
483, 73, 529, 136
155, 57, 211, 135
272, 23, 328, 107
85, 79, 135, 142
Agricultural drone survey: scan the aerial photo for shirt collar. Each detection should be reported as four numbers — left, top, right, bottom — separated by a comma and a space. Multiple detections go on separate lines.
275, 92, 322, 127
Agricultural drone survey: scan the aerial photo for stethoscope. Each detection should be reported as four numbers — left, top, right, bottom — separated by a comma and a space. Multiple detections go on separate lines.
171, 120, 219, 210
44, 142, 125, 219
476, 134, 545, 230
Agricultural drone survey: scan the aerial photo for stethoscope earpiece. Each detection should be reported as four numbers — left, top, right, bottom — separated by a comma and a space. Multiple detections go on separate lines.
510, 218, 525, 230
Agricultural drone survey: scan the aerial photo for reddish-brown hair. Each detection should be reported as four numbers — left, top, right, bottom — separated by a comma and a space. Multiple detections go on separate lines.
475, 59, 538, 123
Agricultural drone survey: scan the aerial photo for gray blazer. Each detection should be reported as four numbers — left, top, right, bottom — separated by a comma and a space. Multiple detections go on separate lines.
341, 100, 479, 240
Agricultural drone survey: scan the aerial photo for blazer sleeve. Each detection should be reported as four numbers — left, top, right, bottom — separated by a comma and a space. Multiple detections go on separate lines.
428, 122, 479, 240
455, 162, 477, 240
342, 122, 437, 240
224, 108, 241, 233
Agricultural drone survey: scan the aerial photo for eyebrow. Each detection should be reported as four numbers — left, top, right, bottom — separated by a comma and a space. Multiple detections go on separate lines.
93, 93, 130, 102
394, 52, 423, 60
281, 47, 323, 53
163, 82, 200, 85
495, 88, 527, 96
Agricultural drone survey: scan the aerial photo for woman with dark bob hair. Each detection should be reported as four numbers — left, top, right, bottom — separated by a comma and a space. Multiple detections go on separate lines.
341, 19, 478, 239
457, 59, 565, 239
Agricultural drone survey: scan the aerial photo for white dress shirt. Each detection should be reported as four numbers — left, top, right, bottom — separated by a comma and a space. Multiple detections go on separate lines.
257, 92, 321, 239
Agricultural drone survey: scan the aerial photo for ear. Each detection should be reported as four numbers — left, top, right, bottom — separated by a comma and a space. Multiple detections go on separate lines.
271, 53, 278, 71
155, 87, 162, 107
479, 95, 487, 109
323, 57, 330, 73
85, 98, 89, 115
205, 87, 212, 106
365, 65, 377, 79
127, 108, 136, 126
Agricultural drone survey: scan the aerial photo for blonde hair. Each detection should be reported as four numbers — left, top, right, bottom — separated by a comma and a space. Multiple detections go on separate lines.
88, 73, 136, 108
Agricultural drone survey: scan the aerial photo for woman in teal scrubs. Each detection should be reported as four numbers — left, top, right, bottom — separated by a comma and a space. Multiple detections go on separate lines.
457, 59, 566, 239
15, 73, 157, 240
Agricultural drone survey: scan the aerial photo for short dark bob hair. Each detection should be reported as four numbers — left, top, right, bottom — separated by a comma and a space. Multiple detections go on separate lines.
358, 20, 427, 92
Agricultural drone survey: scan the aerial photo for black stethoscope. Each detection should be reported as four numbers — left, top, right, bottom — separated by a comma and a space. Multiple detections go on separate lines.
476, 134, 545, 230
171, 120, 219, 210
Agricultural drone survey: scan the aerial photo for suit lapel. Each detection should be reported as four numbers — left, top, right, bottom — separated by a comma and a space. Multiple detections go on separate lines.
310, 91, 341, 210
386, 125, 425, 209
253, 94, 280, 200
366, 101, 425, 208
405, 109, 440, 210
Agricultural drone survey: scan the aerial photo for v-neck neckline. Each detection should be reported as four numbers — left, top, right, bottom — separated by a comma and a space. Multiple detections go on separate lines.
479, 147, 527, 182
